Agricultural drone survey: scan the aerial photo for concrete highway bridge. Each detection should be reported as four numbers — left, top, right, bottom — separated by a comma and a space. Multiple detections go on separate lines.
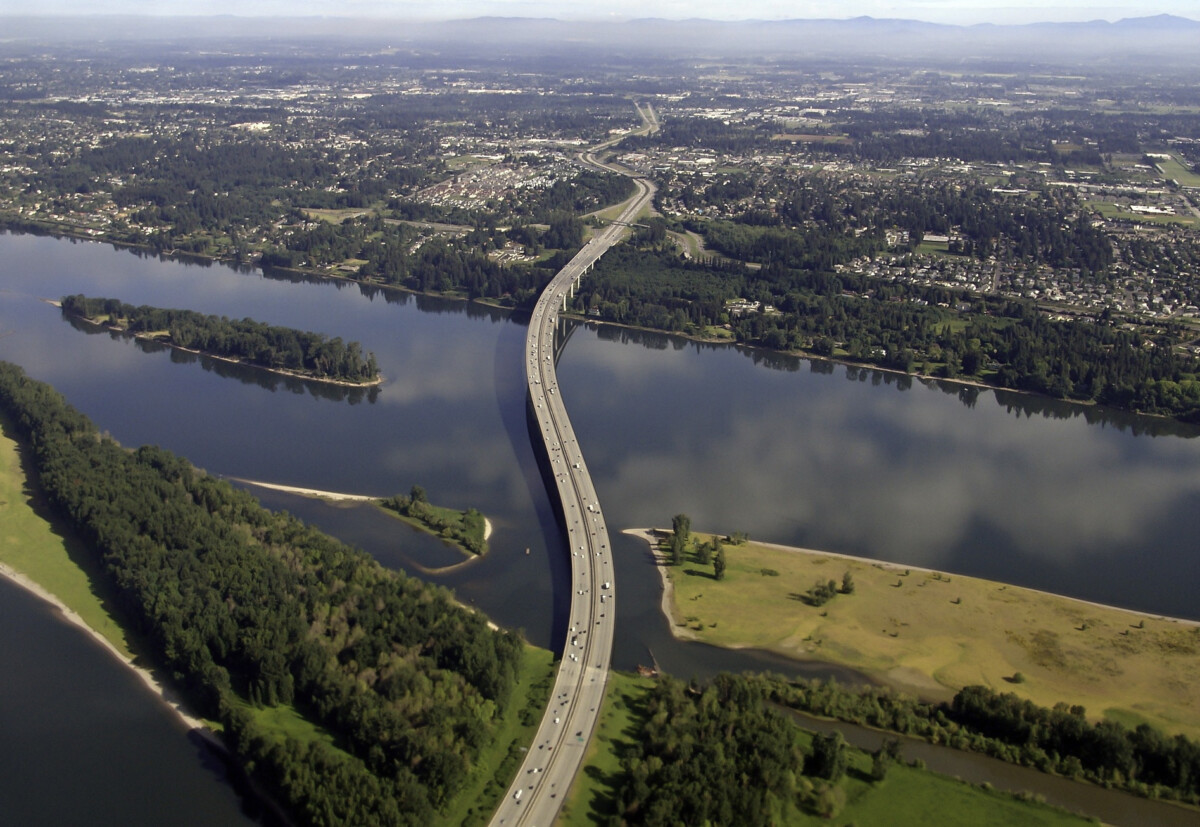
489, 158, 655, 825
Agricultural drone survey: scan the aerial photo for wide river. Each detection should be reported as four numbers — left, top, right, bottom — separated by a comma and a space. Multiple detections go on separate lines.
2, 232, 1199, 822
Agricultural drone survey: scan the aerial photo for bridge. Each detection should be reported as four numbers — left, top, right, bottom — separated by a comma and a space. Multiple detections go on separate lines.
490, 150, 656, 825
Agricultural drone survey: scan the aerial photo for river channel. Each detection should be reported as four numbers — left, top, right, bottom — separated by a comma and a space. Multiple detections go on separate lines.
2, 231, 1199, 823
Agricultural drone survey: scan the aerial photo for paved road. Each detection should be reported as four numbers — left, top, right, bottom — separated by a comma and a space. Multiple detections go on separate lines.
490, 161, 655, 827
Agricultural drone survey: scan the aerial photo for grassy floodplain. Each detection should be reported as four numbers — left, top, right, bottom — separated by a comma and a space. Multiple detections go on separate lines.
1086, 200, 1197, 227
561, 671, 1093, 827
634, 529, 1200, 740
0, 415, 133, 657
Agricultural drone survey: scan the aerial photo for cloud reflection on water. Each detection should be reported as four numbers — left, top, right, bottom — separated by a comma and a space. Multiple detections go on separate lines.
560, 326, 1200, 586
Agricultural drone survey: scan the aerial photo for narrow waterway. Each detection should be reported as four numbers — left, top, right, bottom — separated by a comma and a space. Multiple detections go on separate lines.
791, 711, 1199, 827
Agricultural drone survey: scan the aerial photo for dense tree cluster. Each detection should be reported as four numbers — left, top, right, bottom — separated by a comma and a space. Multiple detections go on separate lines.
951, 686, 1200, 795
381, 486, 488, 556
872, 182, 1113, 273
763, 675, 1200, 805
0, 362, 525, 825
61, 295, 380, 383
614, 675, 807, 825
516, 169, 635, 223
703, 220, 882, 272
669, 172, 1111, 276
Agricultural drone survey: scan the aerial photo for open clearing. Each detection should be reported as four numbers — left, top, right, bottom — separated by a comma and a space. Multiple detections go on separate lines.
638, 530, 1200, 740
1159, 155, 1200, 188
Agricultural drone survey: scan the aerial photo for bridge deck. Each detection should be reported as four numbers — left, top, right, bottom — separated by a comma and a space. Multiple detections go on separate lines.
490, 168, 654, 826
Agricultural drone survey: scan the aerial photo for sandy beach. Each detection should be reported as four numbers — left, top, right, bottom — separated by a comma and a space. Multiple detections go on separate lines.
227, 477, 380, 501
232, 477, 493, 543
0, 562, 214, 737
623, 528, 699, 642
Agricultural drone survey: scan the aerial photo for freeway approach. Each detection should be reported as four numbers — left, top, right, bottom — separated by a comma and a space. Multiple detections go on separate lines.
490, 161, 655, 826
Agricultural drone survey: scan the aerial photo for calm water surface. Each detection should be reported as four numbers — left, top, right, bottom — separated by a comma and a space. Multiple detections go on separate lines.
2, 232, 1199, 822
557, 324, 1200, 622
0, 577, 255, 826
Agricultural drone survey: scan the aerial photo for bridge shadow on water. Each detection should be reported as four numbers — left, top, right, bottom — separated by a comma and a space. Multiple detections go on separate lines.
493, 309, 574, 653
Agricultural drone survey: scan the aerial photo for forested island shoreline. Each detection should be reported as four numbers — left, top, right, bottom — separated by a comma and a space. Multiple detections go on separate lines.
60, 295, 383, 388
0, 361, 532, 825
29, 224, 1182, 430
378, 486, 492, 558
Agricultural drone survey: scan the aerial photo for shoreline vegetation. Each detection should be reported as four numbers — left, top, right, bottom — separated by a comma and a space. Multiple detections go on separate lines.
59, 294, 383, 388
379, 486, 491, 557
228, 478, 494, 558
568, 311, 1200, 433
0, 473, 213, 730
627, 528, 1200, 741
13, 225, 1196, 425
0, 362, 527, 825
0, 414, 221, 746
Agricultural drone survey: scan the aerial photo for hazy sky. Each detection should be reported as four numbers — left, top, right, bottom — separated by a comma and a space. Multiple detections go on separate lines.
4, 1, 1198, 26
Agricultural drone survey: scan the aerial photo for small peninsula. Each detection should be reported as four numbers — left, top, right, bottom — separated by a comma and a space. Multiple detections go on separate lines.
379, 485, 490, 556
630, 526, 1200, 741
61, 294, 382, 386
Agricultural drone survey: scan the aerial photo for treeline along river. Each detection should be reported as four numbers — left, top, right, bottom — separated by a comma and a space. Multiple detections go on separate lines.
2, 232, 1200, 820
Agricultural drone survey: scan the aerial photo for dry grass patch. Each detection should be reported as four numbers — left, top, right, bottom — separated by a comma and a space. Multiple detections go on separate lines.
652, 532, 1200, 739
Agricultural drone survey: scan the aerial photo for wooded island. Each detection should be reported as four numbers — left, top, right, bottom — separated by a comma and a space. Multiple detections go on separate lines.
61, 294, 382, 386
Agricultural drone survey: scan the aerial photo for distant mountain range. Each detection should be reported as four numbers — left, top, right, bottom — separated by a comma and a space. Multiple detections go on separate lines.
2, 14, 1198, 64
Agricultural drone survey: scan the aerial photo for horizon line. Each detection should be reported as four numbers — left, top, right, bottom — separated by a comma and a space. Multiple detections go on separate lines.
0, 12, 1197, 27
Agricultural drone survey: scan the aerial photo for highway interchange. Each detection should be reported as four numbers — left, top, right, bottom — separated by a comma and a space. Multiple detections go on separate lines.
489, 158, 655, 826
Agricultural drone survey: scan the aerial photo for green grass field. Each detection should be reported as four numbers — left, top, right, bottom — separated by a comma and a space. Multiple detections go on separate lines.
1159, 155, 1200, 188
652, 532, 1200, 740
0, 415, 133, 658
238, 698, 339, 748
444, 155, 499, 170
770, 133, 852, 145
301, 207, 373, 223
1086, 200, 1196, 227
563, 670, 1093, 826
557, 671, 655, 826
